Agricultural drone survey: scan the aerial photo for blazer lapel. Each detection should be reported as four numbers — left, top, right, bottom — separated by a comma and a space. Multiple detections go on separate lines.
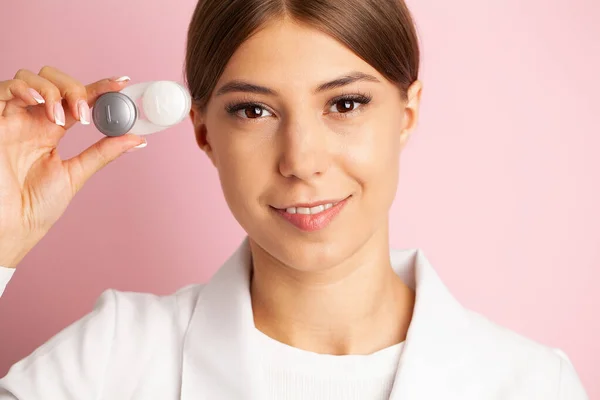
180, 237, 265, 399
388, 249, 473, 399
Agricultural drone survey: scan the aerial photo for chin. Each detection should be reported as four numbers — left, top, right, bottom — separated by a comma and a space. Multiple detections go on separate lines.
253, 226, 367, 273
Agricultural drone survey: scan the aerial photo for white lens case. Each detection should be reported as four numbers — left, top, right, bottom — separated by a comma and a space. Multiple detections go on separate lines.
92, 80, 192, 137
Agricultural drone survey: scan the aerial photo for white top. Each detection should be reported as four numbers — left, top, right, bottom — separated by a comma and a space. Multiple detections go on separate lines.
0, 238, 589, 399
254, 327, 403, 399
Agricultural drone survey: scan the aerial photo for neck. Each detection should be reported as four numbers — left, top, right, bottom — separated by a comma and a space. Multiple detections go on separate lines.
249, 229, 415, 355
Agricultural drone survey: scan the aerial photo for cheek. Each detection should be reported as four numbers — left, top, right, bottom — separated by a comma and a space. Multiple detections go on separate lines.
333, 114, 402, 225
211, 130, 273, 216
340, 115, 402, 189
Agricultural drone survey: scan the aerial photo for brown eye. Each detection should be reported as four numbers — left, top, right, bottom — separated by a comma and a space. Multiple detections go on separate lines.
327, 94, 372, 116
335, 100, 356, 113
226, 103, 273, 119
245, 106, 264, 119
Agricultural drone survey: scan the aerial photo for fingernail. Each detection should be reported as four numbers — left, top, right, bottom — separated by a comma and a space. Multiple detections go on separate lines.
28, 88, 45, 104
126, 139, 147, 153
77, 99, 90, 125
110, 76, 131, 82
54, 102, 65, 126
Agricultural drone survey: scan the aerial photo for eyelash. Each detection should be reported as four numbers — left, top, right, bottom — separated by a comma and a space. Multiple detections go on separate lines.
224, 91, 373, 121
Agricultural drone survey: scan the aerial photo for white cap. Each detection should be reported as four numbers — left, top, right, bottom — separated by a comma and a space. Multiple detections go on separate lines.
120, 81, 192, 136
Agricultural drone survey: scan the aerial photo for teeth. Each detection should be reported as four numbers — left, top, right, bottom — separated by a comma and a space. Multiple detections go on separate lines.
285, 203, 335, 215
310, 205, 324, 214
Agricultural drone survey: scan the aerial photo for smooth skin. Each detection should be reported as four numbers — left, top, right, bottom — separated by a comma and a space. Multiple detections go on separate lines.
190, 18, 423, 355
0, 67, 146, 268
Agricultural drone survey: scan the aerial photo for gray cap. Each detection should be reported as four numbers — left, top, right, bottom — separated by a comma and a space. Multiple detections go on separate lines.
92, 92, 138, 137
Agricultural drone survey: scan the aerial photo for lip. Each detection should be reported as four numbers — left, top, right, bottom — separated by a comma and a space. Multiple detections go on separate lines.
271, 196, 351, 232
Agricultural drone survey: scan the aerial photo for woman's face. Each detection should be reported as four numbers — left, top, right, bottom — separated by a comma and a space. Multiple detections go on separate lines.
191, 19, 421, 272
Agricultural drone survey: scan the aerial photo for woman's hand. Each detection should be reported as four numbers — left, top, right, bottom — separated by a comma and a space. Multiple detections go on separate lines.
0, 66, 147, 268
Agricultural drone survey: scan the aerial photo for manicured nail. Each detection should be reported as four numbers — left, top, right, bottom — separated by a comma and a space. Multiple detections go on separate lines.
110, 76, 131, 82
77, 99, 90, 125
126, 139, 147, 153
28, 88, 45, 104
54, 102, 65, 126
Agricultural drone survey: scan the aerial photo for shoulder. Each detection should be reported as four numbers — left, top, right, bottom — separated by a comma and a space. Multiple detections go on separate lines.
7, 282, 208, 366
0, 283, 207, 397
98, 282, 207, 333
463, 310, 588, 399
465, 309, 562, 364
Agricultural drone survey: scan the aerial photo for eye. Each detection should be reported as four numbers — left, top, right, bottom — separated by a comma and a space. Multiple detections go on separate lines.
330, 100, 358, 113
327, 94, 372, 115
240, 105, 272, 119
226, 102, 273, 119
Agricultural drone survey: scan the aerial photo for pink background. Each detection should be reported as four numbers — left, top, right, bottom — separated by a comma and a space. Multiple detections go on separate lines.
0, 0, 598, 395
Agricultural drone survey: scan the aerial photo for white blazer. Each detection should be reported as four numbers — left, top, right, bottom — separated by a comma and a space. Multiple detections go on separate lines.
0, 238, 588, 399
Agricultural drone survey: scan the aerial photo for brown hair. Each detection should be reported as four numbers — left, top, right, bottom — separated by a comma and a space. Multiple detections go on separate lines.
184, 0, 420, 110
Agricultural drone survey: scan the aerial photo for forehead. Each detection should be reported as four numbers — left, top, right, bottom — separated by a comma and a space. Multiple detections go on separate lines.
216, 19, 385, 90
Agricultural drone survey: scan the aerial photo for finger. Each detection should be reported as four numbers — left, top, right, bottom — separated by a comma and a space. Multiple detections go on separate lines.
0, 78, 46, 116
13, 68, 64, 126
64, 134, 147, 194
63, 75, 131, 130
37, 67, 131, 129
84, 76, 131, 107
38, 66, 92, 127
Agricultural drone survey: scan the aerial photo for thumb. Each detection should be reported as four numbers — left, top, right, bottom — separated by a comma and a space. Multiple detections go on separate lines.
64, 134, 147, 193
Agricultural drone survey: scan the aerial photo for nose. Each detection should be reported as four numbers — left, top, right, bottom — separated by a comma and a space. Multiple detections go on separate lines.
277, 116, 331, 181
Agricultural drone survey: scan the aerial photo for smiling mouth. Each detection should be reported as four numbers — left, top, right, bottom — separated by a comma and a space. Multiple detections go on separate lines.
270, 196, 351, 232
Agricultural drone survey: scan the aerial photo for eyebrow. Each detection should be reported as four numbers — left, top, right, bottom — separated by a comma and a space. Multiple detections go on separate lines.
214, 71, 380, 97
